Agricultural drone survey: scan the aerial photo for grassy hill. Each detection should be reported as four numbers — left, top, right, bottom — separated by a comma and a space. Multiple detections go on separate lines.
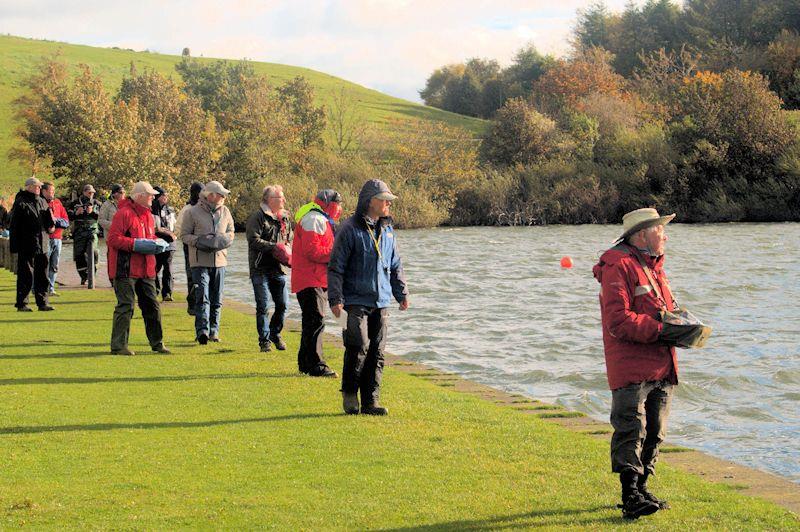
0, 34, 485, 196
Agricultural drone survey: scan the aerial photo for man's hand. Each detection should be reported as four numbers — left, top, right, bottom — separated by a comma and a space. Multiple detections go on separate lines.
331, 303, 344, 318
86, 205, 93, 214
76, 206, 85, 215
399, 299, 410, 311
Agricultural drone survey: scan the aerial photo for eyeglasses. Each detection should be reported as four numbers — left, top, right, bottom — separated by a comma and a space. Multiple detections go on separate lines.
269, 195, 285, 200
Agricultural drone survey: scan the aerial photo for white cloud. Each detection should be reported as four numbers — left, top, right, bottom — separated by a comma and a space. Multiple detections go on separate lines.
0, 0, 634, 101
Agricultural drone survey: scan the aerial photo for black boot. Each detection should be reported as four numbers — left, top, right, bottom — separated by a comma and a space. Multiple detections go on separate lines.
618, 470, 660, 520
638, 472, 670, 510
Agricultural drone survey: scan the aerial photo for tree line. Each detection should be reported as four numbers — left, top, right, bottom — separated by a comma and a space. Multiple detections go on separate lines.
419, 0, 800, 224
11, 54, 479, 228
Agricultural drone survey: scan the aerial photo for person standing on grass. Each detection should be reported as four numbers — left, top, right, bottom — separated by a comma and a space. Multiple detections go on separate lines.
98, 183, 126, 235
106, 181, 171, 356
152, 186, 177, 302
10, 177, 55, 312
593, 207, 678, 520
246, 184, 293, 353
68, 184, 102, 285
40, 182, 70, 296
175, 182, 203, 315
291, 189, 343, 377
328, 179, 409, 415
181, 180, 235, 345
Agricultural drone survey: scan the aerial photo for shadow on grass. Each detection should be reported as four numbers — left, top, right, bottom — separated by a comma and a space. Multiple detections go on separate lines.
0, 371, 292, 385
381, 506, 621, 530
0, 318, 110, 323
0, 342, 107, 348
1, 351, 110, 360
0, 412, 340, 434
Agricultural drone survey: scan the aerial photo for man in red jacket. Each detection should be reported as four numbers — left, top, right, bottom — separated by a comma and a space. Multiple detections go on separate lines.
291, 189, 342, 377
593, 207, 676, 520
41, 182, 69, 296
107, 181, 170, 356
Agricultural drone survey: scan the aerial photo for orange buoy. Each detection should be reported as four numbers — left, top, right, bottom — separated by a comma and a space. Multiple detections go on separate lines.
560, 256, 573, 269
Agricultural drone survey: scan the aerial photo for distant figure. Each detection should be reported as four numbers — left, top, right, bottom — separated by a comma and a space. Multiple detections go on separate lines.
41, 182, 70, 296
292, 189, 343, 377
592, 208, 678, 520
9, 177, 55, 311
152, 186, 177, 302
245, 185, 293, 352
328, 179, 409, 415
98, 183, 126, 234
181, 180, 235, 345
0, 195, 10, 236
68, 184, 102, 285
106, 181, 170, 356
175, 182, 204, 315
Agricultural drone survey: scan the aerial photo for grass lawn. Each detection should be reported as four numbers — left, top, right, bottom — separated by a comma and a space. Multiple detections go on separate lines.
0, 34, 486, 196
0, 269, 797, 529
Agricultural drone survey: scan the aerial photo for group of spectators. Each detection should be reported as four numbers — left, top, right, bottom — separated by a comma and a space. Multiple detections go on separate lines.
7, 174, 690, 519
6, 176, 410, 417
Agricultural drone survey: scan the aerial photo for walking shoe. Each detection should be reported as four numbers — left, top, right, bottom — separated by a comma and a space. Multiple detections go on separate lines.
163, 294, 173, 302
342, 392, 360, 415
111, 347, 136, 356
17, 305, 33, 312
638, 475, 670, 510
260, 341, 272, 352
187, 309, 196, 316
49, 291, 60, 297
619, 492, 660, 520
271, 335, 287, 350
80, 278, 87, 286
209, 334, 221, 342
38, 305, 55, 311
310, 366, 338, 378
197, 333, 209, 345
152, 344, 172, 354
360, 403, 389, 416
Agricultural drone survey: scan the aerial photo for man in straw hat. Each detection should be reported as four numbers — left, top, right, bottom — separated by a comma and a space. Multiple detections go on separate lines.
592, 207, 678, 520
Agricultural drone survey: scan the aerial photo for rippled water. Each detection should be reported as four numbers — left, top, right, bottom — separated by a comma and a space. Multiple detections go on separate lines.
164, 223, 799, 482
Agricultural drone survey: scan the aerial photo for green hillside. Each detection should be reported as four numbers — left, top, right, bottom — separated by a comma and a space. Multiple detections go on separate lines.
0, 34, 485, 195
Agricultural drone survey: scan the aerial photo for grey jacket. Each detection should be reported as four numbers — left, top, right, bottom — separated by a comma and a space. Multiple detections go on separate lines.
180, 198, 235, 267
98, 199, 119, 233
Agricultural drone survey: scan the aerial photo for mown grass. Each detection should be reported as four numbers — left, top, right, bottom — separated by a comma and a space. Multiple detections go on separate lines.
0, 34, 486, 195
0, 270, 797, 529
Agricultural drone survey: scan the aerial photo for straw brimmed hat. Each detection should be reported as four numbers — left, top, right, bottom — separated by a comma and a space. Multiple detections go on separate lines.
614, 208, 676, 243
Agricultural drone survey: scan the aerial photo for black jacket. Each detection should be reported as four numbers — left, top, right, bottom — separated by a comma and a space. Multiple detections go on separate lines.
245, 205, 293, 277
9, 190, 54, 255
68, 196, 102, 234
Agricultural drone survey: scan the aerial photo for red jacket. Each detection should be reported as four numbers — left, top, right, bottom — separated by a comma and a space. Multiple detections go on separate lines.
49, 198, 68, 240
592, 244, 678, 390
291, 201, 335, 293
106, 199, 157, 279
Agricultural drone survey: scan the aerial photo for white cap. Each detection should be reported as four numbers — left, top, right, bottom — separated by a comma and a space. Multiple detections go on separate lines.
131, 181, 158, 196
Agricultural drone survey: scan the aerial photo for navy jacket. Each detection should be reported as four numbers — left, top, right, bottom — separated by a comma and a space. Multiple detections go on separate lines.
328, 181, 408, 309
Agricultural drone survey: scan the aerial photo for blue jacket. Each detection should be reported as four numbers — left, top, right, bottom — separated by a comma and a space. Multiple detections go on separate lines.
328, 180, 408, 308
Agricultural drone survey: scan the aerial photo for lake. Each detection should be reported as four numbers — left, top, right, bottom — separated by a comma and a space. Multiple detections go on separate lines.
140, 222, 800, 483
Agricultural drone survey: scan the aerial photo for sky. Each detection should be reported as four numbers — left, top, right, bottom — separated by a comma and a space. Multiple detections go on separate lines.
0, 0, 633, 102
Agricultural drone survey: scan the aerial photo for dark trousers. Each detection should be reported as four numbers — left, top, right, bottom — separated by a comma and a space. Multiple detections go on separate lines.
610, 380, 674, 475
154, 250, 174, 298
111, 277, 163, 351
16, 251, 49, 308
341, 305, 388, 406
73, 230, 98, 282
296, 287, 329, 373
182, 244, 196, 314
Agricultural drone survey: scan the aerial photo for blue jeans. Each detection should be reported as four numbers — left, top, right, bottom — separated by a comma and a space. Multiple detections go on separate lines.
192, 266, 225, 338
251, 273, 288, 345
48, 238, 62, 293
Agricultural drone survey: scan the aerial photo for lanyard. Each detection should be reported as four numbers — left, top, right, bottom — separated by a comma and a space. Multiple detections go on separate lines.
630, 247, 669, 310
